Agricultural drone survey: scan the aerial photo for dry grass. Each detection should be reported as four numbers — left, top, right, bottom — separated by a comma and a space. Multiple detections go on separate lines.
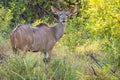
0, 38, 120, 80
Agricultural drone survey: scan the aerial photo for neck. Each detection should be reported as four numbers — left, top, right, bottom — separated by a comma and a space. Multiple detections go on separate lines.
52, 22, 66, 41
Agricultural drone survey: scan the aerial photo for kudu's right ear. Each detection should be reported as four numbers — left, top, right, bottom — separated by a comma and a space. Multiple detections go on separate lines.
66, 7, 77, 16
51, 6, 59, 14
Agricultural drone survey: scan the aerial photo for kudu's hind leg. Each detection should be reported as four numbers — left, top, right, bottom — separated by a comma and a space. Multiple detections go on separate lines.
12, 47, 18, 55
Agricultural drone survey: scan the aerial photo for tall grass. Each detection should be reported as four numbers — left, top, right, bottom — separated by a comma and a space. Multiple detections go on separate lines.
0, 38, 120, 80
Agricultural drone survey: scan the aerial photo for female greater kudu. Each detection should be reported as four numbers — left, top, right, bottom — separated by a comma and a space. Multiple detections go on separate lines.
10, 6, 76, 72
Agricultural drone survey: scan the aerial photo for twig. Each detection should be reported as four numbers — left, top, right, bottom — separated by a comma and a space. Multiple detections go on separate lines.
86, 53, 120, 79
87, 54, 102, 68
91, 66, 98, 76
104, 64, 120, 79
36, 3, 58, 22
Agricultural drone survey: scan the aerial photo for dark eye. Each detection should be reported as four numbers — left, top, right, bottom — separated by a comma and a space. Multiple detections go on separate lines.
66, 12, 70, 16
66, 13, 69, 16
59, 13, 62, 16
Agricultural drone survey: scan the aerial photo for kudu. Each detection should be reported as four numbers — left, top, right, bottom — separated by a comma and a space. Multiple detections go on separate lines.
10, 6, 76, 72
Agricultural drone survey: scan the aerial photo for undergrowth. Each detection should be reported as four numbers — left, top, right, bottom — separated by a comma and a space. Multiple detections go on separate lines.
0, 38, 120, 80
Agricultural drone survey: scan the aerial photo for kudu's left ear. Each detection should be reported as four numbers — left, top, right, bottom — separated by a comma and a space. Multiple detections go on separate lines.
51, 6, 59, 14
66, 7, 77, 16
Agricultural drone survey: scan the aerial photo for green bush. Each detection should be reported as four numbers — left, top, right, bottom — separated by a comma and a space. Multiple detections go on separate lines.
0, 0, 120, 79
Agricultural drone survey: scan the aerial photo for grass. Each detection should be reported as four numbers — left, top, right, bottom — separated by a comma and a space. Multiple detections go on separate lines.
0, 38, 120, 80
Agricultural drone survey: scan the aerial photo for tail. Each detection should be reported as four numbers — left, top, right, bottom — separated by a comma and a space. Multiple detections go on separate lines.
10, 30, 17, 54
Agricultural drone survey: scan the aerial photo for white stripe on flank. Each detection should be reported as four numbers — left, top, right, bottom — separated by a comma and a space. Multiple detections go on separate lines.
14, 35, 16, 49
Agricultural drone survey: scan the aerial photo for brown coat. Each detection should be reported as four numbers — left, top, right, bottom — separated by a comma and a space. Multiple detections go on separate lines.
10, 24, 56, 53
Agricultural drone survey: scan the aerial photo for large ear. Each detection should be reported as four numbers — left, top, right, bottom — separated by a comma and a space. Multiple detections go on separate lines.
51, 6, 59, 14
66, 7, 77, 16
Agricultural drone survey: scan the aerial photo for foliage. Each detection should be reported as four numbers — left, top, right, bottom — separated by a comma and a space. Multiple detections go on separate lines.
0, 6, 13, 38
81, 0, 120, 69
0, 0, 120, 79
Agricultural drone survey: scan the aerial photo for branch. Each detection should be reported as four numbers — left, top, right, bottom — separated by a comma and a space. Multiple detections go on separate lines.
87, 54, 102, 68
86, 53, 120, 79
91, 66, 98, 76
36, 3, 58, 22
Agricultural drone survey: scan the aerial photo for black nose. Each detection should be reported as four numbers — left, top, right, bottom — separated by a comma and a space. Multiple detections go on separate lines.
62, 20, 66, 23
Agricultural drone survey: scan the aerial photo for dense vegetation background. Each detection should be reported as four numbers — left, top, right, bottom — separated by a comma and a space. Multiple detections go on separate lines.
0, 0, 120, 80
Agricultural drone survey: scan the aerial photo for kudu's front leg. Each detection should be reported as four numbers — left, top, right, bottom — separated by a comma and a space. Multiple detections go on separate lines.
43, 51, 51, 74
